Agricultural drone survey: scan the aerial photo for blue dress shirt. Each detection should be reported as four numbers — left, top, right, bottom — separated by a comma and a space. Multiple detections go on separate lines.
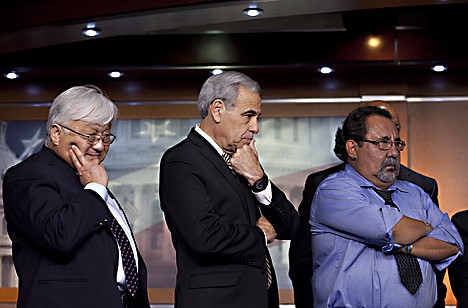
310, 164, 463, 308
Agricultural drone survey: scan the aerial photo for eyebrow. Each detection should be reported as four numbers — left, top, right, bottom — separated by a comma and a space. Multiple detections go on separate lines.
377, 136, 402, 141
242, 109, 260, 117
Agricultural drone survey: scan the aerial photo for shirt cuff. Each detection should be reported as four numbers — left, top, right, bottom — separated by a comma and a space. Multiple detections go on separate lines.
84, 182, 108, 201
253, 181, 272, 205
382, 228, 405, 253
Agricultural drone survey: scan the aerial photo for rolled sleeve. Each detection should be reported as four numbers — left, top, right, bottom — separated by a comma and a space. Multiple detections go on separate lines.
428, 213, 464, 269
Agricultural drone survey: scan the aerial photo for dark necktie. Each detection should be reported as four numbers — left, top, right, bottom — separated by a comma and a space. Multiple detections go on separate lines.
110, 218, 139, 297
373, 188, 423, 295
221, 152, 272, 288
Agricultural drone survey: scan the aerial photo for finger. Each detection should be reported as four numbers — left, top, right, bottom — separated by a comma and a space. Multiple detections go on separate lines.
71, 145, 87, 165
69, 146, 82, 170
249, 139, 258, 156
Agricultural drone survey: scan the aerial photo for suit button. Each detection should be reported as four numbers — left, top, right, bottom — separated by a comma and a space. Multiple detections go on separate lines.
99, 219, 109, 226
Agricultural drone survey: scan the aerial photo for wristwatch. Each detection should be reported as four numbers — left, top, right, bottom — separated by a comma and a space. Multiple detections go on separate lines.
251, 173, 269, 193
420, 220, 432, 236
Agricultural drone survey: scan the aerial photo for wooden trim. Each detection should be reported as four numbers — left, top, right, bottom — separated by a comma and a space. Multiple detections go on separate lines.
0, 288, 293, 305
148, 288, 174, 304
0, 102, 359, 121
279, 289, 294, 305
0, 288, 17, 304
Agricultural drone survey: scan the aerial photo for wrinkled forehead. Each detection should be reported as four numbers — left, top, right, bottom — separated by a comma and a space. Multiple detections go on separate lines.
366, 115, 399, 139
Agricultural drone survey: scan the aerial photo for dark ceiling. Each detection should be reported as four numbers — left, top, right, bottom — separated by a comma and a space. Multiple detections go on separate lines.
2, 0, 468, 102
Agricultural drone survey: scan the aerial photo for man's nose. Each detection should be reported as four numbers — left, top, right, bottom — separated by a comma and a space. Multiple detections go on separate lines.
387, 142, 399, 157
92, 138, 105, 150
250, 118, 259, 134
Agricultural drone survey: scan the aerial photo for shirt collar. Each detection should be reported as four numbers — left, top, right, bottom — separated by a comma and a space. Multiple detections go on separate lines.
194, 124, 224, 157
344, 163, 409, 193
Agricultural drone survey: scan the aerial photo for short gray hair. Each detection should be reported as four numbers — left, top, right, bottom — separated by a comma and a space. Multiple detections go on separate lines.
197, 71, 261, 118
46, 85, 118, 135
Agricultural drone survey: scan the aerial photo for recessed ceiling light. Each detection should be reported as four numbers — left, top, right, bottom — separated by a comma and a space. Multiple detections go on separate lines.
432, 64, 447, 72
211, 69, 223, 75
108, 70, 123, 78
4, 71, 19, 80
243, 7, 263, 17
82, 23, 101, 37
319, 66, 334, 74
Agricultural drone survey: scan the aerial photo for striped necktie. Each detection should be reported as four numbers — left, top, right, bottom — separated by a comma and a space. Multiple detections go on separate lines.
265, 255, 272, 288
222, 152, 232, 169
373, 188, 422, 295
110, 218, 139, 297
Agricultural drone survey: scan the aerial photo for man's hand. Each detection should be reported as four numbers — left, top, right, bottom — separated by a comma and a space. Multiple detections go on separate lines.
230, 140, 264, 185
69, 145, 108, 187
256, 215, 277, 243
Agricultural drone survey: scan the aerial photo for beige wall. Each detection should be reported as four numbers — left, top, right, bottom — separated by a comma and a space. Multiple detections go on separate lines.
409, 101, 468, 216
405, 101, 468, 305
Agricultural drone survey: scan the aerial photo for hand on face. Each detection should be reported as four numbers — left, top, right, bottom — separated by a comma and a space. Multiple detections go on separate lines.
230, 139, 264, 185
69, 145, 108, 187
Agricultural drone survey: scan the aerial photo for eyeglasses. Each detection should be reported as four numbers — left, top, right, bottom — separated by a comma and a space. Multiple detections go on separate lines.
58, 124, 116, 145
359, 139, 406, 151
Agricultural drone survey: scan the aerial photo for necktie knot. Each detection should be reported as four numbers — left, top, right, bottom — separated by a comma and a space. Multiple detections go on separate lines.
372, 188, 394, 205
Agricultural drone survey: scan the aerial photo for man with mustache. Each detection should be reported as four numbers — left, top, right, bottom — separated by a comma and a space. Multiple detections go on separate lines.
310, 106, 463, 307
289, 101, 447, 308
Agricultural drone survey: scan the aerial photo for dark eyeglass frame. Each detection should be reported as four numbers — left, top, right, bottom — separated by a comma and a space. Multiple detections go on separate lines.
359, 139, 406, 152
58, 124, 116, 145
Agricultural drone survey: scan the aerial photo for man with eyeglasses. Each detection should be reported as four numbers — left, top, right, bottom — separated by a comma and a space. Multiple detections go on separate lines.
2, 85, 150, 308
309, 106, 462, 307
289, 101, 448, 308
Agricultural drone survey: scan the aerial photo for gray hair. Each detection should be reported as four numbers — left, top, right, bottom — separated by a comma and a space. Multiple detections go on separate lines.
197, 71, 261, 118
46, 85, 118, 136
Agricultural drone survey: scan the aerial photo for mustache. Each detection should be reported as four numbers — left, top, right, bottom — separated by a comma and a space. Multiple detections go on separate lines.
382, 158, 398, 169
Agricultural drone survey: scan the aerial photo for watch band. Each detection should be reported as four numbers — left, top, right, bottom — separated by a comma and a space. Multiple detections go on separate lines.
251, 173, 268, 193
405, 244, 413, 254
420, 220, 432, 236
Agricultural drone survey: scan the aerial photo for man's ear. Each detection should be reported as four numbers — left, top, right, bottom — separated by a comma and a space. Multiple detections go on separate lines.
49, 124, 62, 146
211, 99, 224, 123
346, 139, 358, 160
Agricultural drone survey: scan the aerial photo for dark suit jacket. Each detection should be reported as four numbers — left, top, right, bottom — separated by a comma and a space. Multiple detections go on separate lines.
448, 210, 468, 308
2, 146, 149, 308
159, 128, 299, 308
288, 162, 442, 308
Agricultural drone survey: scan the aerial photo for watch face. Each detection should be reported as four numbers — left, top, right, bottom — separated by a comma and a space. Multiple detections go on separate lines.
252, 174, 267, 192
256, 181, 265, 190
